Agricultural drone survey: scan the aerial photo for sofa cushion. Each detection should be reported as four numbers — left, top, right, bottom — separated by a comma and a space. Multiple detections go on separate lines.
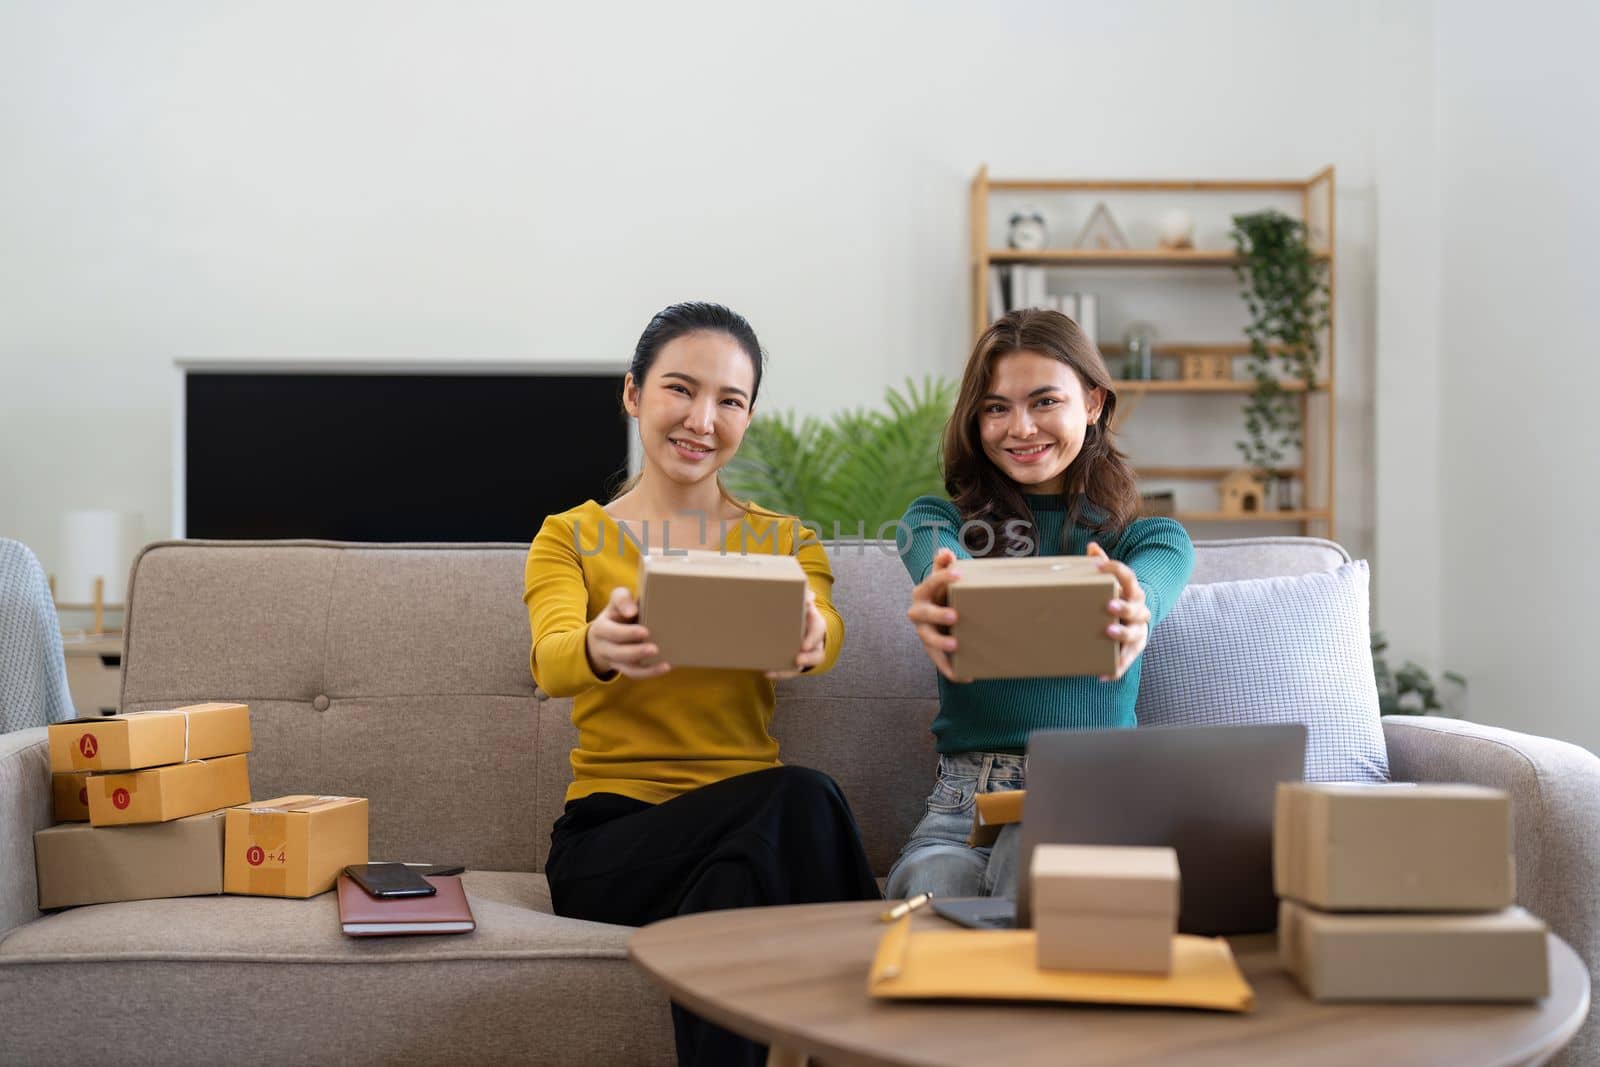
1188, 536, 1350, 584
1135, 560, 1388, 782
0, 871, 673, 1066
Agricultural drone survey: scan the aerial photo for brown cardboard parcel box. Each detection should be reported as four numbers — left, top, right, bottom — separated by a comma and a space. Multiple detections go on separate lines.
1274, 782, 1514, 911
1032, 844, 1180, 974
34, 810, 226, 909
967, 788, 1026, 847
48, 702, 252, 773
1279, 899, 1549, 1001
947, 557, 1118, 680
87, 752, 251, 827
225, 795, 369, 898
638, 550, 806, 672
52, 771, 92, 823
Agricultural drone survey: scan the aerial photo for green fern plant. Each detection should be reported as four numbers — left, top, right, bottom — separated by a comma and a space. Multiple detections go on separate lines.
723, 377, 957, 536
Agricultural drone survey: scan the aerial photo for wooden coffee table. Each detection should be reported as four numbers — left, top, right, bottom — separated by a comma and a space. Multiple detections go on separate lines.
630, 901, 1590, 1067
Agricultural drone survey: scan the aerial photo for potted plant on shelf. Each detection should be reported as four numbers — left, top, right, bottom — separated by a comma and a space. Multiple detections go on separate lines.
1229, 210, 1331, 507
721, 377, 956, 537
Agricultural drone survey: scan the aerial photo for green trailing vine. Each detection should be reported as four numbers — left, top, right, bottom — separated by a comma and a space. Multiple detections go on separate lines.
1229, 210, 1330, 486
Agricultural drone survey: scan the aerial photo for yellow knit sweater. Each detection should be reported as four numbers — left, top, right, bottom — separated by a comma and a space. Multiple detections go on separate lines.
524, 499, 845, 805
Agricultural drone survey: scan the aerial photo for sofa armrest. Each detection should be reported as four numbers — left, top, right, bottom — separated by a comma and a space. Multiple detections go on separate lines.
1384, 715, 1600, 1065
0, 727, 50, 941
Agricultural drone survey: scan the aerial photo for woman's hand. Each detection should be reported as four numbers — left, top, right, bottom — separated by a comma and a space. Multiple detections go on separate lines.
1088, 541, 1151, 682
768, 588, 827, 680
906, 547, 971, 683
586, 586, 672, 680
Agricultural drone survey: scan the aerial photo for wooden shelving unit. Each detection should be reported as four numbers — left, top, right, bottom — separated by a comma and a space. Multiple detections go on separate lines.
989, 248, 1330, 268
970, 166, 1337, 538
1111, 380, 1318, 395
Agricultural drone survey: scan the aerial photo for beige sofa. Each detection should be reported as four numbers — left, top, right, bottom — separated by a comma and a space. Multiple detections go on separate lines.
2, 537, 1596, 1065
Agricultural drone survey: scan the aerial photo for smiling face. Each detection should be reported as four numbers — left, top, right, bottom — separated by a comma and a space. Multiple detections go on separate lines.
623, 329, 756, 488
978, 349, 1106, 496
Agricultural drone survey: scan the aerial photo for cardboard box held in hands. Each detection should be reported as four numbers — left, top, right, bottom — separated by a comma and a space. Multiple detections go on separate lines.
947, 557, 1118, 680
638, 550, 807, 672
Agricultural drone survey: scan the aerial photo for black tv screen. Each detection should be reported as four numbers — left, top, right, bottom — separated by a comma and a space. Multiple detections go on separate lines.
184, 372, 628, 542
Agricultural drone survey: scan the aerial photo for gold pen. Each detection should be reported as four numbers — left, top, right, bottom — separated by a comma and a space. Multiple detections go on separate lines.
879, 891, 934, 923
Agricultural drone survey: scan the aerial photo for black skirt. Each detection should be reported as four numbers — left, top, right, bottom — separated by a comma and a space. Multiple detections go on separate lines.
546, 765, 881, 1067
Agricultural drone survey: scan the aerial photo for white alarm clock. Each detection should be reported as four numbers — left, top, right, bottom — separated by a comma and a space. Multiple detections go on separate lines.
1007, 210, 1048, 251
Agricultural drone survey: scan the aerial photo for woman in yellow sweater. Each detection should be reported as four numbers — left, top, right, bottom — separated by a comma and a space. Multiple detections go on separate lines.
524, 302, 878, 1067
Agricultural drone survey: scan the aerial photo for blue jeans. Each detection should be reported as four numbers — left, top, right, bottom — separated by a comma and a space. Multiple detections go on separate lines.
885, 752, 1026, 900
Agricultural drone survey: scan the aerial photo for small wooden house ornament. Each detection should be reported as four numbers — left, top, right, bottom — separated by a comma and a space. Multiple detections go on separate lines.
1218, 469, 1268, 515
1074, 202, 1129, 251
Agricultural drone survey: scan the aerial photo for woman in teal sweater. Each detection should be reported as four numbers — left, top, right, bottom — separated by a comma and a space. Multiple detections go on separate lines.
887, 308, 1195, 901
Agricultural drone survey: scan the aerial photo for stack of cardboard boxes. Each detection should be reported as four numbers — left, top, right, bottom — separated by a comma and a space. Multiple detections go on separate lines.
1031, 844, 1181, 974
1274, 782, 1549, 1001
35, 704, 368, 908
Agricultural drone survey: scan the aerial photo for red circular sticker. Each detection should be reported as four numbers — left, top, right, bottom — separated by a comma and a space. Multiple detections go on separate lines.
112, 788, 130, 810
246, 845, 265, 867
78, 787, 88, 806
78, 734, 98, 759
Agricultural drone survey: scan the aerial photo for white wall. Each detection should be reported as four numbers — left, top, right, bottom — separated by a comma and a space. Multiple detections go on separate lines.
15, 2, 1589, 753
0, 0, 1382, 592
1435, 2, 1600, 752
1369, 3, 1443, 674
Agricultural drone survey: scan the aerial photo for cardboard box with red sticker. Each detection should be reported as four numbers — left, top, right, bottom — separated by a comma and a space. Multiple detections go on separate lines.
87, 753, 251, 827
224, 795, 369, 898
47, 702, 252, 774
52, 771, 92, 823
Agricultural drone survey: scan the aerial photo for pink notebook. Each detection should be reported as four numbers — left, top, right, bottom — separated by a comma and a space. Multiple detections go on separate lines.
337, 874, 476, 936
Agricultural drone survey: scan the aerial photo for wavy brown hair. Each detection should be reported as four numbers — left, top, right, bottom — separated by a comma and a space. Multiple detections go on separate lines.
943, 308, 1141, 556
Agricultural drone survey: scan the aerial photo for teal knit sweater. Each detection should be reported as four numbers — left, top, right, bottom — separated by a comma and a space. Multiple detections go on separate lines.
898, 494, 1196, 754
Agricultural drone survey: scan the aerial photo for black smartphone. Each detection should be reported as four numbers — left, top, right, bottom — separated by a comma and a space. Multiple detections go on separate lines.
411, 864, 465, 878
343, 863, 437, 898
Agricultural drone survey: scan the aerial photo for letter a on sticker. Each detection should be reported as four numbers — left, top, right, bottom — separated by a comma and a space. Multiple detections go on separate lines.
79, 734, 98, 758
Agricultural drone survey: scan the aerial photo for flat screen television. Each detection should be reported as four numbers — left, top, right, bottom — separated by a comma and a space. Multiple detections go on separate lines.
180, 368, 629, 542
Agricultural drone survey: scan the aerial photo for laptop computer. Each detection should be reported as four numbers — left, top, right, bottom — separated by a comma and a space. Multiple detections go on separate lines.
932, 722, 1307, 935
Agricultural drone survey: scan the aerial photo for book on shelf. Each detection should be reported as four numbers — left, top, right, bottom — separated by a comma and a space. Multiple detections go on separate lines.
1077, 292, 1098, 343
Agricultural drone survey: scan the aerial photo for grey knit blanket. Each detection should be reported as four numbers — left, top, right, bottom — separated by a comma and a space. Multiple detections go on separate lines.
0, 539, 73, 732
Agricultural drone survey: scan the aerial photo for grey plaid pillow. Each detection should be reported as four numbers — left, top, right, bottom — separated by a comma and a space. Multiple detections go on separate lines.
1134, 560, 1387, 783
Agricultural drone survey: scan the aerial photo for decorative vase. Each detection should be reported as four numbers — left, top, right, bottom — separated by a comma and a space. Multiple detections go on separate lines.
1122, 323, 1157, 381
